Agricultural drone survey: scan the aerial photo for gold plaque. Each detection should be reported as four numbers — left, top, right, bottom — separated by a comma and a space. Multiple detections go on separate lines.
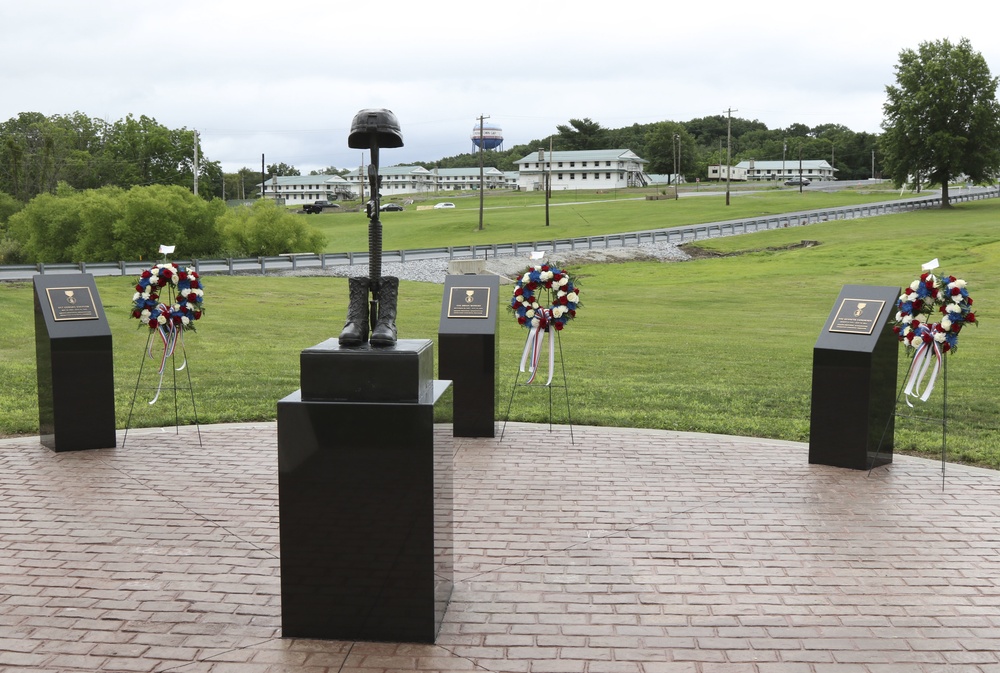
829, 298, 886, 335
447, 286, 491, 319
46, 286, 99, 321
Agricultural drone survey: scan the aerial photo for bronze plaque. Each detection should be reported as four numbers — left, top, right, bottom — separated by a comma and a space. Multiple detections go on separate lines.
45, 286, 100, 322
828, 298, 886, 335
446, 286, 491, 319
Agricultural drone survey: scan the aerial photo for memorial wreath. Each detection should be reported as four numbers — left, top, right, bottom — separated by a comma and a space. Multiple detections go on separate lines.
129, 263, 205, 404
130, 263, 205, 331
889, 262, 976, 403
509, 264, 580, 384
890, 269, 975, 354
510, 264, 580, 331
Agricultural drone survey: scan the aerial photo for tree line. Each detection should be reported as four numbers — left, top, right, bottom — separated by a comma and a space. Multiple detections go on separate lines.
418, 116, 881, 182
0, 185, 325, 264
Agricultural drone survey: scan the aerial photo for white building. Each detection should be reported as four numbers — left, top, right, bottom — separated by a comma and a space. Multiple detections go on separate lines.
734, 159, 837, 182
707, 165, 748, 181
514, 149, 649, 191
340, 165, 506, 195
255, 174, 356, 203
432, 167, 506, 191
342, 165, 436, 197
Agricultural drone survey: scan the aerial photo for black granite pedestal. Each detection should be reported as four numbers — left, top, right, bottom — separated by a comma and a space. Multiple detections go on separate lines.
276, 338, 452, 643
809, 285, 900, 470
33, 274, 116, 452
438, 275, 500, 438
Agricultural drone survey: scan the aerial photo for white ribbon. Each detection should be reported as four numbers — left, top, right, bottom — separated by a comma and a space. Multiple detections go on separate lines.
147, 307, 187, 405
903, 338, 941, 406
519, 311, 555, 386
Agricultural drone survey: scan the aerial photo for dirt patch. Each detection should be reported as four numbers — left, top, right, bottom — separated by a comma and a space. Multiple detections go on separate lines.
680, 239, 821, 259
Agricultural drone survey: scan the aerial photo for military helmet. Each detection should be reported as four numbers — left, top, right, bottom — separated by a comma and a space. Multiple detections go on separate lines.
348, 108, 404, 149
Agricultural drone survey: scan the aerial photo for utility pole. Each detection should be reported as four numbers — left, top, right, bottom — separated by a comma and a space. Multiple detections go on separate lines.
798, 145, 804, 193
261, 154, 265, 200
546, 138, 552, 226
725, 107, 737, 205
477, 114, 489, 231
782, 140, 787, 185
193, 130, 200, 196
673, 133, 680, 200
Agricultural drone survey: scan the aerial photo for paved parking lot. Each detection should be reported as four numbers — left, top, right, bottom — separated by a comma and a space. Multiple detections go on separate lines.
1, 422, 999, 672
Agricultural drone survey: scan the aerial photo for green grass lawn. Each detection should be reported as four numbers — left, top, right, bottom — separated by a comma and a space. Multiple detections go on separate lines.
2, 196, 998, 468
309, 187, 915, 253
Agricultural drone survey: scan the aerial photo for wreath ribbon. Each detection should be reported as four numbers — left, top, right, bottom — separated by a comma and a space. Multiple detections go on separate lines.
902, 338, 941, 407
146, 305, 187, 405
519, 309, 555, 385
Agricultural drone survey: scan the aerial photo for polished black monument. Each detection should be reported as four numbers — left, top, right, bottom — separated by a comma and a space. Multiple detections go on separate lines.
33, 274, 116, 452
276, 338, 452, 643
438, 274, 500, 437
809, 284, 900, 469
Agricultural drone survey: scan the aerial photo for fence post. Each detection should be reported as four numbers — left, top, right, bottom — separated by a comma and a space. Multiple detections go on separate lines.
228, 258, 234, 275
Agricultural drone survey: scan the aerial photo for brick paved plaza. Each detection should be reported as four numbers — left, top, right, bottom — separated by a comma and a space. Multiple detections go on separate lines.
1, 421, 999, 672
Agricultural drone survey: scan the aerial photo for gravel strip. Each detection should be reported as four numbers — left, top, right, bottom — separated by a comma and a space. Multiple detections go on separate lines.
280, 241, 691, 284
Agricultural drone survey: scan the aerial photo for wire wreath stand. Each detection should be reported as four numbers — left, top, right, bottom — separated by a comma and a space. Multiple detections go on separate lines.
499, 322, 575, 446
122, 325, 203, 449
868, 353, 947, 489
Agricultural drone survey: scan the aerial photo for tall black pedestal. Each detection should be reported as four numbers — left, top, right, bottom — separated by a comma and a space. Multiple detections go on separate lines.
32, 275, 116, 452
438, 275, 500, 437
809, 285, 900, 470
276, 338, 453, 643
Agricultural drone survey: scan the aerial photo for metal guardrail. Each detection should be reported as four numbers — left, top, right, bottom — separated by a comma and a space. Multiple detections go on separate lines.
2, 188, 996, 281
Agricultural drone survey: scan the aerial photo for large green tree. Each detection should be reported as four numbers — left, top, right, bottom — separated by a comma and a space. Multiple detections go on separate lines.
880, 38, 1000, 206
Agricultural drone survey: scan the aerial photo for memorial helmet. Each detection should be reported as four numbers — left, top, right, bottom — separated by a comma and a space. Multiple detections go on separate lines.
348, 108, 404, 149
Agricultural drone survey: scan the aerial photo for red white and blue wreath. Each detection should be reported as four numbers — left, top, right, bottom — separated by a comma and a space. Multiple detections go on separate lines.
509, 264, 580, 384
889, 259, 976, 404
130, 263, 205, 403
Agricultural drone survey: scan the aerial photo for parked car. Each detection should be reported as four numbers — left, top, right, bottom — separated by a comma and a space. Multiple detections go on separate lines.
380, 203, 404, 212
784, 178, 811, 187
433, 202, 456, 209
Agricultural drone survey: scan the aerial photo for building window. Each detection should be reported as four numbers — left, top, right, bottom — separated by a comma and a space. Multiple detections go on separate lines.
570, 173, 575, 179
606, 173, 611, 179
570, 162, 575, 167
582, 173, 587, 179
558, 162, 563, 167
558, 173, 563, 180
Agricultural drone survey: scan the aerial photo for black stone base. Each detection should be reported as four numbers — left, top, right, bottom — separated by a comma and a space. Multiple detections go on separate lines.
809, 353, 895, 470
439, 333, 496, 437
277, 339, 452, 643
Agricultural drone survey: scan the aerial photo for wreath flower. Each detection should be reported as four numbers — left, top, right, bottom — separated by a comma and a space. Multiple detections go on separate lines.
130, 263, 205, 331
890, 270, 975, 354
509, 264, 581, 331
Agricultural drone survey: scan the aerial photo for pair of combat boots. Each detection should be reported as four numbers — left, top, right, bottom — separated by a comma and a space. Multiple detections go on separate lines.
338, 276, 398, 348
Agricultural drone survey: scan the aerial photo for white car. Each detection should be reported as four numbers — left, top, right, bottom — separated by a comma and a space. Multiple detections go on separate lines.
433, 202, 456, 209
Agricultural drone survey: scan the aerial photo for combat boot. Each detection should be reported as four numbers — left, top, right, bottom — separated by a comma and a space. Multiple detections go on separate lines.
338, 276, 370, 347
369, 276, 399, 347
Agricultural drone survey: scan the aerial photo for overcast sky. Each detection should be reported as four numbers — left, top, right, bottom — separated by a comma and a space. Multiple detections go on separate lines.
3, 1, 997, 174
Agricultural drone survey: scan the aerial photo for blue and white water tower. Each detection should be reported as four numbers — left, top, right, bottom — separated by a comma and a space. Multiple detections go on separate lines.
471, 124, 504, 152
